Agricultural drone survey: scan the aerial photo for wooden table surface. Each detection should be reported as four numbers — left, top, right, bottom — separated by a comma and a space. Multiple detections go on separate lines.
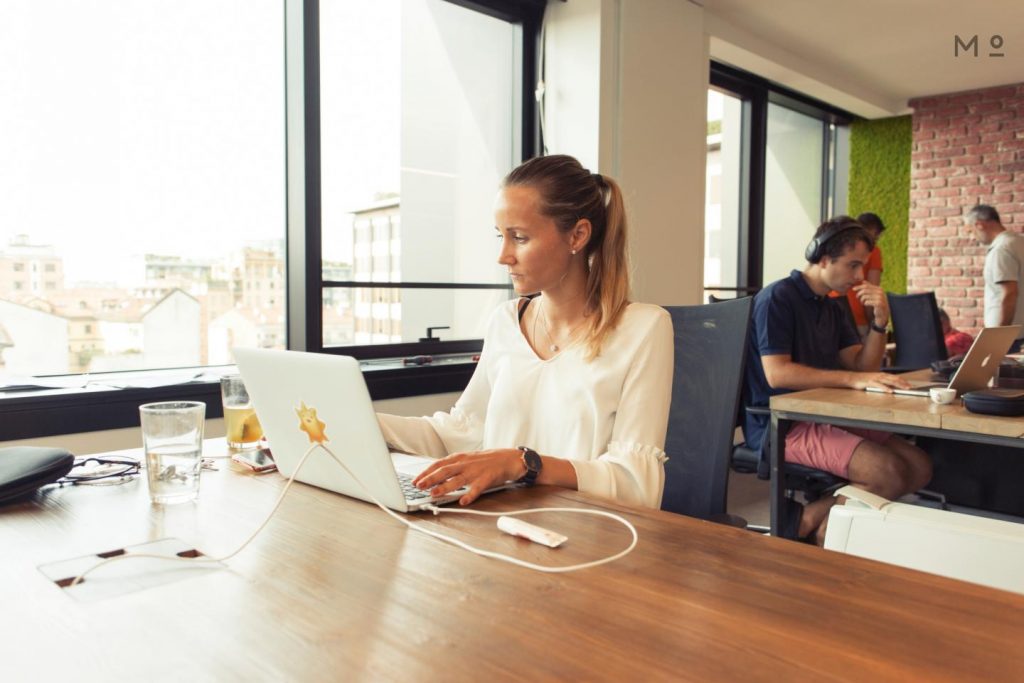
3, 442, 1024, 682
771, 369, 1024, 439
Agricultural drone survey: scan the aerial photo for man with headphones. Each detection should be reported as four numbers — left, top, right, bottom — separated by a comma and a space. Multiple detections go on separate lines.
742, 216, 933, 544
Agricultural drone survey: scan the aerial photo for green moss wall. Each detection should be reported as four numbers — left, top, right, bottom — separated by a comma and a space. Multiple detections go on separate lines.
847, 115, 912, 294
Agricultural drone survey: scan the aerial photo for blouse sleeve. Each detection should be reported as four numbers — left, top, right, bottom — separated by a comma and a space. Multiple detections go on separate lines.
376, 306, 501, 458
569, 308, 674, 508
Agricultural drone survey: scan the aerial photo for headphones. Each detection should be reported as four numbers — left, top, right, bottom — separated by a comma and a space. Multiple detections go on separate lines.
804, 219, 866, 263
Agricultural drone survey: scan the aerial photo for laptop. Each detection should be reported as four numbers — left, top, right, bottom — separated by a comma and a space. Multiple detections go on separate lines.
233, 347, 513, 512
866, 324, 1023, 397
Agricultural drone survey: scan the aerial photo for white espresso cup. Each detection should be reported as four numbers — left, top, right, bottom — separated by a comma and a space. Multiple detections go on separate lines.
929, 387, 957, 405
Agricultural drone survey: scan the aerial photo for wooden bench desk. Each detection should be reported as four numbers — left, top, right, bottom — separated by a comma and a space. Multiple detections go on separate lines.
769, 370, 1024, 535
2, 441, 1023, 681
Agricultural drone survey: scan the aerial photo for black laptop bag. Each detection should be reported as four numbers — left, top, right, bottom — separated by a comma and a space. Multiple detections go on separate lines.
0, 447, 75, 505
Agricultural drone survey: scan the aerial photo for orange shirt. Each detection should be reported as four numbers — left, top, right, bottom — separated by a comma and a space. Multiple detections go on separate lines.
828, 246, 883, 325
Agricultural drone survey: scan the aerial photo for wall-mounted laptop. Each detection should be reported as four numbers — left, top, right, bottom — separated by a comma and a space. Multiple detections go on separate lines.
866, 324, 1022, 397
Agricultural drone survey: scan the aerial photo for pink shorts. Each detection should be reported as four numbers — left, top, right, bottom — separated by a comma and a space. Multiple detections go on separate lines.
785, 422, 891, 478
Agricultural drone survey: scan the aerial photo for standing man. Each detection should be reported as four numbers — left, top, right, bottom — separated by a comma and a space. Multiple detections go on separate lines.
742, 216, 932, 544
965, 204, 1024, 352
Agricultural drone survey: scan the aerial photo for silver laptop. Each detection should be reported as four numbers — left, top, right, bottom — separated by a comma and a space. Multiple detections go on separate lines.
866, 324, 1023, 397
233, 347, 512, 512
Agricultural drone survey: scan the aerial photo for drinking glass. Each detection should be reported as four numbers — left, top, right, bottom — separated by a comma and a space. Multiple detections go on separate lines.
139, 401, 205, 504
221, 375, 264, 449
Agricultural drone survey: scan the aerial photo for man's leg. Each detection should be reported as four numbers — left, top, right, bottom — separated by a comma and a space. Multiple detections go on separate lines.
786, 424, 932, 542
880, 435, 933, 494
808, 436, 933, 544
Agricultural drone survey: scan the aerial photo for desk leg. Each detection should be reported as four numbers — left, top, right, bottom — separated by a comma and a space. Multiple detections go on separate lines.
769, 413, 791, 537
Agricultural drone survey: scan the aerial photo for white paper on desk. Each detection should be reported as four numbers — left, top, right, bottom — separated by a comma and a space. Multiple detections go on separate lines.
100, 371, 208, 389
0, 373, 91, 392
38, 537, 224, 602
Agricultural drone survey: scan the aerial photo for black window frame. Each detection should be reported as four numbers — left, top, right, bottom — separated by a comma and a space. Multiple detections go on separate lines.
708, 61, 855, 296
296, 0, 544, 362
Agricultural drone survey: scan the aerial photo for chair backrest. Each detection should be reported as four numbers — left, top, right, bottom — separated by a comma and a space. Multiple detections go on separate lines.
707, 293, 732, 304
888, 291, 948, 369
661, 298, 753, 519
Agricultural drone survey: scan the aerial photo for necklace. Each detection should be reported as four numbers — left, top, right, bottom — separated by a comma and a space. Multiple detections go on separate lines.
534, 298, 585, 354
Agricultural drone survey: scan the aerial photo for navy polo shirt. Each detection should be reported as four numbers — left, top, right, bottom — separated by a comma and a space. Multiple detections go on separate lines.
742, 270, 860, 454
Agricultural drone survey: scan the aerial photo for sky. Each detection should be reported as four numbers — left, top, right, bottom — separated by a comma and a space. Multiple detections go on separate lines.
0, 0, 400, 285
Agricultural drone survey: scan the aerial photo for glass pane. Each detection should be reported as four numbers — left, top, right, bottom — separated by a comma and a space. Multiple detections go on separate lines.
763, 103, 825, 284
323, 287, 510, 348
704, 89, 744, 292
319, 0, 519, 347
0, 1, 285, 376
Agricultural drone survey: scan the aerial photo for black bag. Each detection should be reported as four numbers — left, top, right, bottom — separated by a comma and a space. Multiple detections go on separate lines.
0, 447, 75, 505
962, 389, 1024, 417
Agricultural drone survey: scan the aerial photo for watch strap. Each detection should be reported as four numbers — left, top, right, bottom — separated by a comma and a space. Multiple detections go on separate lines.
869, 320, 888, 334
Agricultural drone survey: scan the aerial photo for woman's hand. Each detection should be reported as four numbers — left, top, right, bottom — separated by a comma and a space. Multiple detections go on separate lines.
412, 448, 526, 506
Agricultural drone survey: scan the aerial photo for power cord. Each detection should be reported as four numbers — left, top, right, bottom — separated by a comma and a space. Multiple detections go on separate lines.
67, 443, 638, 588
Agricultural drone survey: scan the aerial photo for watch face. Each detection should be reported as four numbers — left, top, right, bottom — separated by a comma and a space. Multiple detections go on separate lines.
523, 448, 542, 472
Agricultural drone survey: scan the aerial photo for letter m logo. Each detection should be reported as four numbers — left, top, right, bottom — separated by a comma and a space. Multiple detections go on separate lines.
954, 34, 979, 57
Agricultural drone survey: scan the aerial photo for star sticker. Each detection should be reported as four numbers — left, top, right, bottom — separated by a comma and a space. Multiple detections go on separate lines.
295, 402, 328, 444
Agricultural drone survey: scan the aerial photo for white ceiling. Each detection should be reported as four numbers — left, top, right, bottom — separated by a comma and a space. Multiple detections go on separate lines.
699, 0, 1024, 118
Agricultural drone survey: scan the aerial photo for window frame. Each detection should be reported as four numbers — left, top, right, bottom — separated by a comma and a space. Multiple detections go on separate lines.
290, 0, 544, 360
707, 61, 855, 297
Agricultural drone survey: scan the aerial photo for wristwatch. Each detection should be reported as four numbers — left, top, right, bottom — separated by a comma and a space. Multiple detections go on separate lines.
869, 320, 888, 334
516, 446, 542, 486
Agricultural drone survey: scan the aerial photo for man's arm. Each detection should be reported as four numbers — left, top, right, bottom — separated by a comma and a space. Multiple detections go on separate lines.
762, 354, 911, 392
844, 281, 889, 370
996, 280, 1019, 326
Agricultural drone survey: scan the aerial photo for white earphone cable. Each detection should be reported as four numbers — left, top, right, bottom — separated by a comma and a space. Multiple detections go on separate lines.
68, 442, 638, 588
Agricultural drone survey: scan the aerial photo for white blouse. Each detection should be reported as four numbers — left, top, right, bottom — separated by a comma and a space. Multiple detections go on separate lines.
377, 299, 674, 508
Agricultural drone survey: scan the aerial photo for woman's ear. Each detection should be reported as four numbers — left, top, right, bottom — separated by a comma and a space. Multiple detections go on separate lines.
570, 219, 592, 253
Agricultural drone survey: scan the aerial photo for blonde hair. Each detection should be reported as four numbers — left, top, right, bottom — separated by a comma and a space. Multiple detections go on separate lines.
503, 155, 630, 359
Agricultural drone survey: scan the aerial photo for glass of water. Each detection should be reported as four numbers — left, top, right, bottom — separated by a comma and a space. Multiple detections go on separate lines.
139, 401, 205, 504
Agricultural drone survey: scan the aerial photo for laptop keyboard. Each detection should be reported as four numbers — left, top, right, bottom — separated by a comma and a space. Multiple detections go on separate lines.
397, 472, 431, 500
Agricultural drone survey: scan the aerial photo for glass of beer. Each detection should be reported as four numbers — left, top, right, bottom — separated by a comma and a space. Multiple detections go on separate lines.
221, 375, 263, 449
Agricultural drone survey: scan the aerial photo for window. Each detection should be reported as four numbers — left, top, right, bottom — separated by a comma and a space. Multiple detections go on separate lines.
315, 0, 540, 358
0, 0, 285, 377
706, 62, 852, 298
0, 0, 538, 421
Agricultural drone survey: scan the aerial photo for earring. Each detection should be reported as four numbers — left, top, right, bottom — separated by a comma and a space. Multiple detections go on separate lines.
571, 249, 577, 255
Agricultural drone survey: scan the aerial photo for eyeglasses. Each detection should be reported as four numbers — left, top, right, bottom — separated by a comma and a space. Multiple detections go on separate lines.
56, 456, 141, 487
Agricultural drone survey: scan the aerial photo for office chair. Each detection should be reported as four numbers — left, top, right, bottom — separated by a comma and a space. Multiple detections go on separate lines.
661, 298, 752, 524
888, 292, 947, 370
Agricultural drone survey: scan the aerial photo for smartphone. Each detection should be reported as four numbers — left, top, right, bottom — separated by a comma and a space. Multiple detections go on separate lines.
231, 447, 277, 473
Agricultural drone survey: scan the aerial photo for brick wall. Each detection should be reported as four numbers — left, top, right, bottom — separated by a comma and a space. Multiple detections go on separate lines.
908, 82, 1024, 333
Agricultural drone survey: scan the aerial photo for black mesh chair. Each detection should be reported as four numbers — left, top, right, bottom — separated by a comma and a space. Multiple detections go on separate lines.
888, 292, 947, 370
661, 298, 752, 522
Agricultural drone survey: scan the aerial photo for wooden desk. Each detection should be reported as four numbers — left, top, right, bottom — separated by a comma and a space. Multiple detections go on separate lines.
3, 444, 1023, 681
769, 370, 1024, 535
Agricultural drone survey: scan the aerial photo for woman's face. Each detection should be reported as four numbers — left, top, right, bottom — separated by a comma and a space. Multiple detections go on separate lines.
494, 185, 574, 295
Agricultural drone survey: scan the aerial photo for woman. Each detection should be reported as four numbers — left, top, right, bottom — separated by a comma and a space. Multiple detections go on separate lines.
377, 155, 674, 508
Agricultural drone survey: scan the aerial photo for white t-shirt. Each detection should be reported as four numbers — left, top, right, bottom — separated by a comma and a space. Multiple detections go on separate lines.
377, 299, 674, 508
984, 230, 1024, 335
